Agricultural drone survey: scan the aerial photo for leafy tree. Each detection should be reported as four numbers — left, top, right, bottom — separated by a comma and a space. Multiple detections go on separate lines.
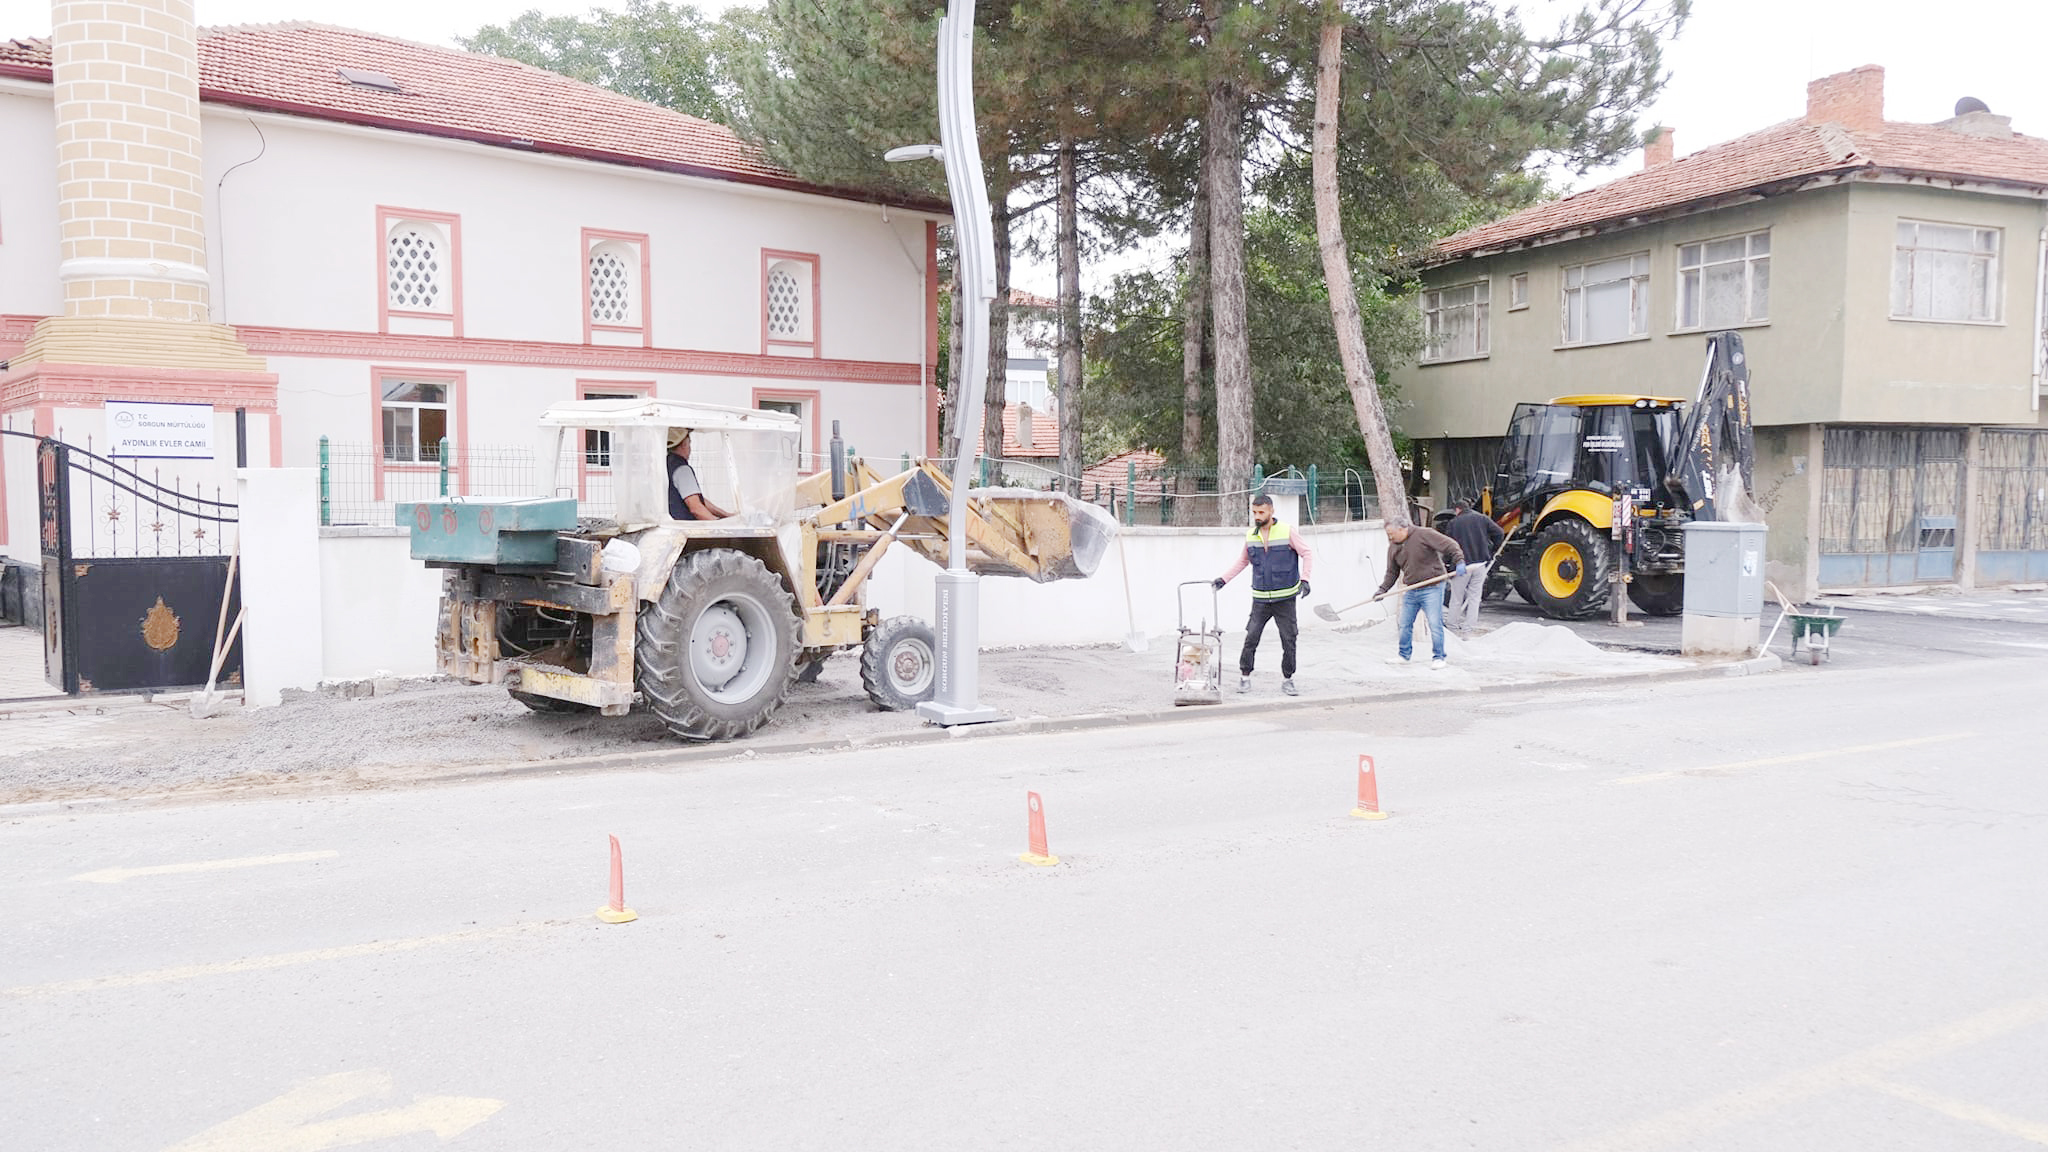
459, 1, 735, 124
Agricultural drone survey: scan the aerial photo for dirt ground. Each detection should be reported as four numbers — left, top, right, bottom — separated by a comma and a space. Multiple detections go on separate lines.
0, 620, 1689, 805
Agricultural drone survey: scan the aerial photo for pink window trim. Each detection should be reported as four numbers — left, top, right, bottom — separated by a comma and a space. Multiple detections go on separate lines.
370, 365, 469, 501
760, 248, 822, 357
582, 228, 653, 348
377, 206, 464, 338
751, 386, 824, 474
575, 378, 656, 499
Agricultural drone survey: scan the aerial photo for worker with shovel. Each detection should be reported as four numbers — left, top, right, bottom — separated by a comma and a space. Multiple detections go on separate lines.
1377, 520, 1465, 669
1212, 493, 1315, 696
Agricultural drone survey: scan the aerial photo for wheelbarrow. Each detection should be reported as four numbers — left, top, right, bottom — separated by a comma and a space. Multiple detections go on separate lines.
1173, 581, 1225, 706
1784, 606, 1845, 665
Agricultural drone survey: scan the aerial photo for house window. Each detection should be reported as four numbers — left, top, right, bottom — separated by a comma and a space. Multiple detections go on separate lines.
1508, 272, 1529, 311
1421, 281, 1490, 362
1893, 221, 2001, 323
589, 245, 638, 328
1678, 231, 1769, 329
762, 251, 819, 354
1562, 252, 1650, 345
381, 379, 450, 462
583, 391, 643, 467
754, 389, 820, 471
386, 221, 449, 313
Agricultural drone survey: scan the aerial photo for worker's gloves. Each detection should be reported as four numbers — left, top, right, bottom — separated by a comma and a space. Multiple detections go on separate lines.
1455, 562, 1468, 576
1211, 577, 1226, 591
1298, 580, 1311, 599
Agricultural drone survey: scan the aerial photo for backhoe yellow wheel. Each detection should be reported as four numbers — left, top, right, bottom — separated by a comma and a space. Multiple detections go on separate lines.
1538, 541, 1584, 600
1526, 518, 1610, 620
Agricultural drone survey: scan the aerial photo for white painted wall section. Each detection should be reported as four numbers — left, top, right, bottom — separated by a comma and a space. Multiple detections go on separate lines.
235, 468, 325, 705
319, 529, 441, 680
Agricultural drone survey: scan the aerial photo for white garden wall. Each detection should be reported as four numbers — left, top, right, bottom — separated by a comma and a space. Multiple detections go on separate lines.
289, 514, 1393, 698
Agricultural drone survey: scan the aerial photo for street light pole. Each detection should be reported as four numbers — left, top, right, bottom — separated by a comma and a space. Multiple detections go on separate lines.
898, 0, 1001, 727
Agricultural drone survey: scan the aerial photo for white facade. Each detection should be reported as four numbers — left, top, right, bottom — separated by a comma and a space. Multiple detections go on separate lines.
0, 63, 944, 555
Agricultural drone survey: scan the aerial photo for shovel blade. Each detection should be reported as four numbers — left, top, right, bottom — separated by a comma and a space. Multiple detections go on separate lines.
1312, 603, 1343, 622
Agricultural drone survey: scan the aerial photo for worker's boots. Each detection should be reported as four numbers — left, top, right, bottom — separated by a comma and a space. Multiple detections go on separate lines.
1281, 679, 1299, 697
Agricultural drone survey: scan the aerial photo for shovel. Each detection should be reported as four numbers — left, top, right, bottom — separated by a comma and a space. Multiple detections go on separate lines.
1115, 535, 1148, 653
1312, 570, 1455, 626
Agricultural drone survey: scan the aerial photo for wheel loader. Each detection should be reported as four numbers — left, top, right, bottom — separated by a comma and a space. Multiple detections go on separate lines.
397, 398, 1116, 740
1475, 331, 1756, 620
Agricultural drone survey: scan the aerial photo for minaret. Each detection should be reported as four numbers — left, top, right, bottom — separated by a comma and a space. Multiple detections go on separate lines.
8, 0, 270, 383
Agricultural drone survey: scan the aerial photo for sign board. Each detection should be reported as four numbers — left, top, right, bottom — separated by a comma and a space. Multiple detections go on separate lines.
105, 401, 214, 459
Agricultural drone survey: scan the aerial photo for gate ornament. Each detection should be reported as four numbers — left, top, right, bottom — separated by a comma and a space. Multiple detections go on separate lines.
142, 596, 182, 651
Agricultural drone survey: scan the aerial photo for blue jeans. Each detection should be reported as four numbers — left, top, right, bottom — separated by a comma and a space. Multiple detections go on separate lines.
1397, 586, 1447, 661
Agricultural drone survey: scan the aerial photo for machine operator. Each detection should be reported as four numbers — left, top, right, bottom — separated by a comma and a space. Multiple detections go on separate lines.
666, 427, 733, 521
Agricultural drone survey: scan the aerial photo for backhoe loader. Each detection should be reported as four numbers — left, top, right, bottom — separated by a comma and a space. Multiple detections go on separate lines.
398, 398, 1115, 740
1478, 331, 1756, 620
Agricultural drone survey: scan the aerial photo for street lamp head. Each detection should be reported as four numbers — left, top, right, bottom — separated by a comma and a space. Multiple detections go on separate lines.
884, 144, 945, 163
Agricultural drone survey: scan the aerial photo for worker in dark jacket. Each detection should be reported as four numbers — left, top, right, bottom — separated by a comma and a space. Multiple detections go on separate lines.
1442, 499, 1505, 638
667, 428, 731, 521
1213, 493, 1315, 696
1376, 520, 1465, 668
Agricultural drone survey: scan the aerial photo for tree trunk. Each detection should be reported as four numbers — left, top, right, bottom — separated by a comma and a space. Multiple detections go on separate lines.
1056, 134, 1083, 497
1311, 14, 1407, 527
1206, 75, 1251, 527
982, 154, 1012, 476
1180, 134, 1209, 467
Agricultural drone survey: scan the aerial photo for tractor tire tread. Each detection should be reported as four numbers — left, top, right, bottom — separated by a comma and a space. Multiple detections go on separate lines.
636, 548, 798, 741
860, 615, 938, 712
1529, 517, 1611, 620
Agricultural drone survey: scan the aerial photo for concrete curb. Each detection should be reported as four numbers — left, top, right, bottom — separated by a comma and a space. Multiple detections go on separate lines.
0, 656, 1763, 816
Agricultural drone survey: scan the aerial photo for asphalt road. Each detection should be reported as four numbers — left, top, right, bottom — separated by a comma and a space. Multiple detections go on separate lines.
3, 644, 2045, 1150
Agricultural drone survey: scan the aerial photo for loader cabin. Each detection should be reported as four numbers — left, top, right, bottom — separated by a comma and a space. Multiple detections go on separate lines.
537, 398, 803, 532
1490, 394, 1689, 519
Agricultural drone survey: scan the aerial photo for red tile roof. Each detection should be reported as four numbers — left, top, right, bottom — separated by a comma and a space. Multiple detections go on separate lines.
1434, 115, 2048, 262
999, 402, 1060, 458
1081, 449, 1167, 496
0, 25, 945, 212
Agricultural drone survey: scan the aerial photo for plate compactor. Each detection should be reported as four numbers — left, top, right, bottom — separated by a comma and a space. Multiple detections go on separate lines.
1173, 581, 1225, 706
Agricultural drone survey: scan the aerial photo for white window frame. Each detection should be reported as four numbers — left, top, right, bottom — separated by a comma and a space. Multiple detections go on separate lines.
1419, 279, 1491, 364
384, 219, 452, 315
1892, 219, 2003, 325
1560, 252, 1652, 347
1507, 272, 1529, 311
1676, 230, 1770, 331
380, 378, 452, 464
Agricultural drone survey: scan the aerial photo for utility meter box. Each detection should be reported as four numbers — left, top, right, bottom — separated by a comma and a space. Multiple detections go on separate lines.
1680, 521, 1768, 655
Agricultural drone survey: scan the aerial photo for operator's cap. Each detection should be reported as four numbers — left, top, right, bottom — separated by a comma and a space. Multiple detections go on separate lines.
666, 427, 689, 448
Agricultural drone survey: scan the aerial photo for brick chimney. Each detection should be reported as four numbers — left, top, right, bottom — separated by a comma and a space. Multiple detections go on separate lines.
1643, 126, 1675, 169
1806, 65, 1885, 131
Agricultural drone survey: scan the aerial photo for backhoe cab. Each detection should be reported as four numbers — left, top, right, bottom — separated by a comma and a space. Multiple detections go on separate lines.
400, 398, 1115, 741
1477, 332, 1756, 620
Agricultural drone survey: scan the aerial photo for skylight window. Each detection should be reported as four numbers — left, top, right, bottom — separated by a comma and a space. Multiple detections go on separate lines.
336, 67, 401, 93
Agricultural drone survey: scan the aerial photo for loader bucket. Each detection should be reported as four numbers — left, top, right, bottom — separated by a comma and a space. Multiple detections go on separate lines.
963, 488, 1118, 583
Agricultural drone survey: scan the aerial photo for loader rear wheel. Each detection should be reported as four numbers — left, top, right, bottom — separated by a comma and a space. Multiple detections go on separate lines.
861, 616, 937, 712
1628, 573, 1686, 616
1528, 518, 1610, 620
509, 690, 595, 715
636, 548, 798, 741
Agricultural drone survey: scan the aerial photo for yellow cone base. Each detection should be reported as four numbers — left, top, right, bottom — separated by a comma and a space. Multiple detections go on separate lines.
1019, 853, 1060, 867
1350, 808, 1390, 821
595, 905, 639, 923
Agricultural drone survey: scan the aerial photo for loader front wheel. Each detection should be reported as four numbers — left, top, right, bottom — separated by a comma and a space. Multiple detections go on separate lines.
1527, 518, 1611, 620
861, 616, 937, 712
636, 549, 798, 741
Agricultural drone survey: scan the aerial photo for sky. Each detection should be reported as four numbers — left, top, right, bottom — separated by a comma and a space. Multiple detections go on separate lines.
3, 0, 2043, 295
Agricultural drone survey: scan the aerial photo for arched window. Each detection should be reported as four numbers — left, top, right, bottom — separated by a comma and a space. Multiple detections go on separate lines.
762, 253, 817, 354
386, 220, 450, 313
589, 244, 637, 327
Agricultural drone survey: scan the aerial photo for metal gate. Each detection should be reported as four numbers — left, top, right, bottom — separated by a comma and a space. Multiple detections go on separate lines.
1974, 429, 2048, 584
1818, 427, 1963, 587
28, 433, 242, 694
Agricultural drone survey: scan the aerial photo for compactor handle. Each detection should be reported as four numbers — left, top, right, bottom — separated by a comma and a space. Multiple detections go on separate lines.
1178, 580, 1218, 635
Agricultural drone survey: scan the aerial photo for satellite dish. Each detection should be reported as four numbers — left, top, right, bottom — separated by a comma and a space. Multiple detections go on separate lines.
1955, 96, 1991, 116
